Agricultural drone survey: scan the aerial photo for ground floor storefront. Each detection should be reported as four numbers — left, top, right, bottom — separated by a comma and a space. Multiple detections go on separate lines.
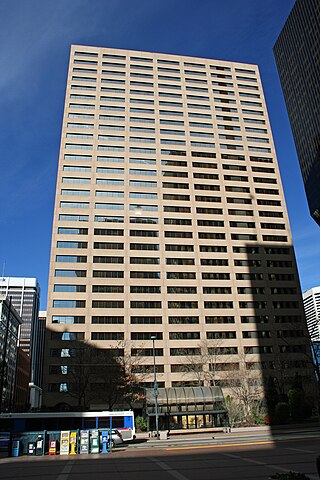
146, 386, 228, 431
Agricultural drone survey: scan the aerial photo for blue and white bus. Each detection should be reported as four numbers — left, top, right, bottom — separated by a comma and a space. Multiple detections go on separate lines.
0, 410, 135, 441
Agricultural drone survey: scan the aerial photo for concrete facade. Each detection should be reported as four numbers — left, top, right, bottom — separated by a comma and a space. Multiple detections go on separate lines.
43, 46, 312, 409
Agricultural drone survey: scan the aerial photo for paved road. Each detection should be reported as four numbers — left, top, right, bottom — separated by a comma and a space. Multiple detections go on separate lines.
1, 436, 320, 480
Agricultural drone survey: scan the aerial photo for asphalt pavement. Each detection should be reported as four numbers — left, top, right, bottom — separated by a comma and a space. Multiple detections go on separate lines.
1, 426, 320, 480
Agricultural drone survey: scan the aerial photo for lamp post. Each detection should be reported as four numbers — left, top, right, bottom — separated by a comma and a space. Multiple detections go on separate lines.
151, 335, 159, 439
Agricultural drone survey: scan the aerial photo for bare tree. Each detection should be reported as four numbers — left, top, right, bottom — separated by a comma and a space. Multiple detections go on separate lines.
64, 339, 147, 410
224, 395, 243, 429
118, 342, 146, 408
224, 355, 265, 424
181, 339, 229, 386
64, 341, 126, 409
92, 347, 127, 410
65, 342, 97, 409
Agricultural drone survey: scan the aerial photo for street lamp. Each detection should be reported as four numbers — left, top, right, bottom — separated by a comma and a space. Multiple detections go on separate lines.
151, 335, 159, 439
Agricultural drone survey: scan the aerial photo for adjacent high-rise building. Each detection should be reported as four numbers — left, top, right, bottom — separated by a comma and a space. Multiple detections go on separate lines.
0, 277, 41, 408
0, 277, 40, 356
0, 296, 21, 412
303, 286, 320, 341
14, 347, 31, 412
303, 286, 320, 382
29, 310, 46, 410
43, 45, 313, 410
273, 0, 320, 226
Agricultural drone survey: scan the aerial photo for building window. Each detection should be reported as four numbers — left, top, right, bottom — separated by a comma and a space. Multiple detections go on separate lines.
53, 300, 86, 308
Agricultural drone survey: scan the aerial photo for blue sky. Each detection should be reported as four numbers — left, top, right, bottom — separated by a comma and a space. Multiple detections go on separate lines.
0, 0, 319, 308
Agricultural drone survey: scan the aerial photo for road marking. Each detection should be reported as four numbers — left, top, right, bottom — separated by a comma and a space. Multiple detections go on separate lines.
150, 456, 189, 480
166, 440, 273, 451
223, 452, 265, 465
56, 460, 75, 480
223, 452, 319, 480
286, 447, 316, 454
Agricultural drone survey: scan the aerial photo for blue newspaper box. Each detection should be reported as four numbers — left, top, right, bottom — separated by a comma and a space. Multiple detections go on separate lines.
101, 431, 108, 454
11, 440, 20, 457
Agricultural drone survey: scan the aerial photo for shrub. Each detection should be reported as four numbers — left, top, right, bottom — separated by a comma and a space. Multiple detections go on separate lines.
274, 402, 290, 424
269, 471, 310, 479
288, 388, 305, 419
135, 415, 148, 431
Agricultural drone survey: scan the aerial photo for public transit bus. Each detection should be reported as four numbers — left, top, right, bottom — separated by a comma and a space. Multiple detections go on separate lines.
0, 411, 135, 441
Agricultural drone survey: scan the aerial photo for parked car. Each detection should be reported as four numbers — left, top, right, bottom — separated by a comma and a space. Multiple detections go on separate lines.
102, 429, 123, 447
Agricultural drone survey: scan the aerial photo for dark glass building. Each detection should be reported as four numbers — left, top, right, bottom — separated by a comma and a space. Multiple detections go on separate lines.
0, 296, 21, 412
0, 277, 41, 409
274, 0, 320, 226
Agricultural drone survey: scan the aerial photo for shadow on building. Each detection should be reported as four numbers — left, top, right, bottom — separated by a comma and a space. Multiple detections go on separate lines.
42, 325, 144, 413
245, 242, 317, 432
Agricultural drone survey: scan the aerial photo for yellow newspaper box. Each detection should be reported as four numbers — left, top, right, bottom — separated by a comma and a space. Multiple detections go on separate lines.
70, 431, 77, 455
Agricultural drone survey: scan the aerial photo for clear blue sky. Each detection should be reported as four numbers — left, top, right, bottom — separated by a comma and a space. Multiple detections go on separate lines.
0, 0, 319, 309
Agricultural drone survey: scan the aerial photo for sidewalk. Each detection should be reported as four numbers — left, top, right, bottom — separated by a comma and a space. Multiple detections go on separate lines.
134, 422, 320, 444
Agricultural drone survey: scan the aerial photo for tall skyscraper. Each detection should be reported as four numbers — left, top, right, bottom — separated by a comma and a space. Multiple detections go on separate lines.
274, 0, 320, 226
0, 277, 41, 407
0, 296, 21, 412
303, 286, 320, 341
0, 277, 40, 356
43, 45, 313, 410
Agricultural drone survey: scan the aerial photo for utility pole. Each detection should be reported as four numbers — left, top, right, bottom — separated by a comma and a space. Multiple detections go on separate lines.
151, 335, 159, 439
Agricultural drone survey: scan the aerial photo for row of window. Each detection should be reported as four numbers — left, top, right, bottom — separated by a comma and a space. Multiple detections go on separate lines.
62, 165, 275, 178
68, 113, 267, 132
73, 61, 254, 74
68, 102, 265, 119
74, 51, 255, 75
50, 329, 304, 341
59, 195, 281, 208
51, 314, 301, 324
63, 151, 272, 164
60, 175, 277, 189
71, 74, 258, 94
70, 101, 263, 123
68, 109, 265, 127
69, 93, 260, 108
67, 125, 268, 143
70, 87, 261, 105
70, 98, 257, 110
55, 231, 288, 244
52, 299, 300, 309
49, 344, 305, 358
70, 87, 260, 98
72, 60, 256, 76
75, 52, 254, 71
54, 256, 289, 266
66, 131, 269, 145
65, 142, 270, 154
57, 204, 282, 223
52, 284, 296, 295
54, 271, 294, 282
56, 243, 288, 255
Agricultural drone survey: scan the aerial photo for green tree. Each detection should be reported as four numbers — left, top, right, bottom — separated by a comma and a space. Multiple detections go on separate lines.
274, 402, 290, 424
135, 416, 148, 431
288, 388, 304, 419
265, 376, 279, 413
